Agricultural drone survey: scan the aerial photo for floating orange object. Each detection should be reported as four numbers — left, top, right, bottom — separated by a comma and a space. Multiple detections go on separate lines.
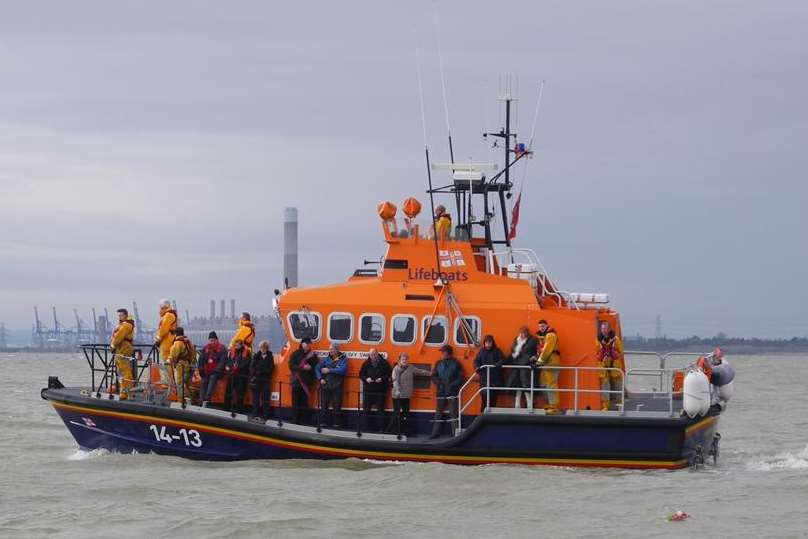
402, 197, 422, 218
377, 201, 397, 220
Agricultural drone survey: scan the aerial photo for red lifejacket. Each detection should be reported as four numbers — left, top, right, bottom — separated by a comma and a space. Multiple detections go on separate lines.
227, 347, 250, 373
597, 331, 619, 362
202, 342, 223, 376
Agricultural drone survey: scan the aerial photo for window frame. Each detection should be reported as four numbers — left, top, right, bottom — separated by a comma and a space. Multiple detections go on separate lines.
327, 311, 354, 344
454, 315, 482, 347
286, 311, 322, 343
358, 313, 386, 345
390, 314, 417, 346
421, 315, 449, 347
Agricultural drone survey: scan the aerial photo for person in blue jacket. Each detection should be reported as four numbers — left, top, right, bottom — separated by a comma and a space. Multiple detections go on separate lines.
316, 343, 348, 428
430, 344, 463, 438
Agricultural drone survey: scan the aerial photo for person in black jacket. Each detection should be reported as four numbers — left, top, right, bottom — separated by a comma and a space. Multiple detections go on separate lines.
288, 338, 317, 424
249, 340, 274, 420
198, 331, 227, 405
507, 326, 539, 409
473, 334, 504, 411
358, 348, 391, 432
430, 344, 463, 438
228, 339, 252, 413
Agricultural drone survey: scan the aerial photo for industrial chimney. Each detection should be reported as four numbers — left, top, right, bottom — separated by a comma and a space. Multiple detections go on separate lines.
219, 299, 225, 321
230, 299, 236, 320
284, 207, 298, 288
209, 300, 216, 321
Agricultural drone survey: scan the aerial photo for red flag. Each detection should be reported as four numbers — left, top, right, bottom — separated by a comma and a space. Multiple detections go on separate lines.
508, 191, 522, 241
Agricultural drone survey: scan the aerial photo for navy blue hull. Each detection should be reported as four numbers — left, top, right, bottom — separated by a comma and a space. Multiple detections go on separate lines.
45, 388, 719, 469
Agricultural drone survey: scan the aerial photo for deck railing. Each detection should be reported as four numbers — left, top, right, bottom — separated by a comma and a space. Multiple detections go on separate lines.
456, 364, 626, 432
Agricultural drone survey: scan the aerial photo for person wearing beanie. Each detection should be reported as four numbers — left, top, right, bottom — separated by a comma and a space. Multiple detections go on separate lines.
198, 330, 227, 405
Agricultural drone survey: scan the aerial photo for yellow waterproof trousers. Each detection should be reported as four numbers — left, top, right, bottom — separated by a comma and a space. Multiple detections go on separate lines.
539, 361, 560, 408
173, 361, 192, 403
598, 358, 625, 409
114, 355, 133, 399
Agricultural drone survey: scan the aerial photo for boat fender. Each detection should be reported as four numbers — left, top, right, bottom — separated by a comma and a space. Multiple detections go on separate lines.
683, 370, 711, 418
710, 361, 735, 387
716, 381, 735, 402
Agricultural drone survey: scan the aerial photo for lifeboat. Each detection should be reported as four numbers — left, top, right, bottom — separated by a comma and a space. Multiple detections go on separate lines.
41, 91, 727, 469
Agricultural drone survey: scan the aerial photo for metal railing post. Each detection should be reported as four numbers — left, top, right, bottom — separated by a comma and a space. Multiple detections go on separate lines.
529, 364, 534, 411
574, 368, 578, 413
485, 365, 491, 412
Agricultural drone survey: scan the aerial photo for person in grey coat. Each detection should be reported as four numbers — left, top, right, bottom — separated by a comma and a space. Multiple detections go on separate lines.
388, 353, 431, 436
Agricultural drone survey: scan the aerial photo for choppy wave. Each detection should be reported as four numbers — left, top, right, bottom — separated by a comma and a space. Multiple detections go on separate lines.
747, 444, 808, 471
66, 448, 110, 461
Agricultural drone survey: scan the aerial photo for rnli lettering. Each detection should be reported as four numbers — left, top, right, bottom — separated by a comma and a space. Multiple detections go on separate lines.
408, 268, 469, 281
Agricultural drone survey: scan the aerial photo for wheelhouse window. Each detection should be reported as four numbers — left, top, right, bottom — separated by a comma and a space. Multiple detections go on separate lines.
287, 311, 321, 342
422, 315, 448, 346
359, 314, 385, 344
454, 316, 481, 346
328, 312, 353, 343
391, 315, 416, 345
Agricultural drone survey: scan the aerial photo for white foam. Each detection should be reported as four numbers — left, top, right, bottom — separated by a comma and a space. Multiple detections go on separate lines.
746, 444, 808, 471
67, 448, 110, 461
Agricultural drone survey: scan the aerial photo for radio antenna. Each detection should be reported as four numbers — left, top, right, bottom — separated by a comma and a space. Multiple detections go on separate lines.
416, 46, 444, 281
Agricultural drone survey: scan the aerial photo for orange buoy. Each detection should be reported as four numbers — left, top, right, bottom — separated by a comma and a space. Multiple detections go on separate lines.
377, 201, 397, 220
402, 197, 422, 218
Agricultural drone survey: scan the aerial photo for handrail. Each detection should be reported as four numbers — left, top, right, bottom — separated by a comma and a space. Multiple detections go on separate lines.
489, 248, 574, 309
456, 364, 626, 432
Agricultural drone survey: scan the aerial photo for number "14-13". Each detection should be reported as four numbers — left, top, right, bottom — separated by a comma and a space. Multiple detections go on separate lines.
149, 424, 202, 447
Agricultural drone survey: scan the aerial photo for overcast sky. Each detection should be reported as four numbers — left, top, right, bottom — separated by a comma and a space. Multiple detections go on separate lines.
1, 1, 806, 338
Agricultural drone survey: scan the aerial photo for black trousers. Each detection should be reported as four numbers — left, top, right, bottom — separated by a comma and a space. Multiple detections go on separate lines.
320, 386, 343, 427
480, 385, 498, 411
388, 397, 411, 435
231, 375, 248, 411
432, 396, 458, 437
291, 384, 309, 424
251, 381, 271, 418
361, 391, 386, 432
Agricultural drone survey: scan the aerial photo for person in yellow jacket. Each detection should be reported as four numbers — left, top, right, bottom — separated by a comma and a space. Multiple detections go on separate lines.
110, 308, 135, 400
432, 205, 452, 241
534, 319, 561, 412
229, 312, 256, 352
167, 327, 196, 407
596, 320, 625, 410
154, 299, 177, 361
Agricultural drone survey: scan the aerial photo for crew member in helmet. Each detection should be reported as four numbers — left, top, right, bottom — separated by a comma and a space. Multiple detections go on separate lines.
229, 312, 256, 353
432, 204, 452, 241
154, 299, 177, 362
596, 320, 624, 410
110, 308, 135, 400
535, 320, 561, 413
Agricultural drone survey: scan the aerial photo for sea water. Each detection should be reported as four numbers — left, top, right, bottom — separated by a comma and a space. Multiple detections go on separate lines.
1, 352, 806, 538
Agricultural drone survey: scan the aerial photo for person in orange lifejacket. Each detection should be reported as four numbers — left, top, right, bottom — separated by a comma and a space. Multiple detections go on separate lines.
596, 320, 625, 410
154, 299, 177, 361
167, 327, 196, 406
534, 319, 561, 413
109, 308, 135, 400
229, 312, 256, 353
432, 204, 452, 241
